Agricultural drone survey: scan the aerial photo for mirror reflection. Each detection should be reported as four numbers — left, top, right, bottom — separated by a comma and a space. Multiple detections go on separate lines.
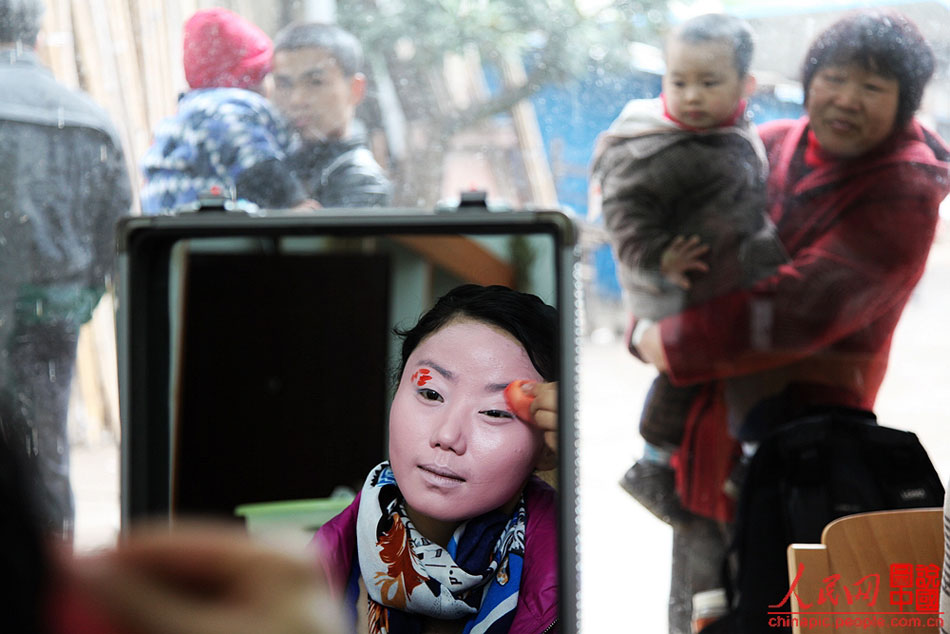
117, 219, 569, 633
165, 232, 557, 523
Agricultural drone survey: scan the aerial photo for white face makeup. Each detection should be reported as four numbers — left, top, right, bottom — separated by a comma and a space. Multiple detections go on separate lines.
387, 318, 545, 533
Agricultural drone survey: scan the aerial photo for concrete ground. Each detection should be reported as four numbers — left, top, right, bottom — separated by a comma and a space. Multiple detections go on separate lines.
71, 227, 950, 633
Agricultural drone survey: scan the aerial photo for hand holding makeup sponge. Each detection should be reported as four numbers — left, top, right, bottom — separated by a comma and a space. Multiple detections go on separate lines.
507, 379, 559, 476
504, 380, 537, 423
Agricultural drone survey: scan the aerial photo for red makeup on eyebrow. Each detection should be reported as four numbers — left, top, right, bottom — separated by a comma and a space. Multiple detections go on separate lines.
411, 368, 433, 386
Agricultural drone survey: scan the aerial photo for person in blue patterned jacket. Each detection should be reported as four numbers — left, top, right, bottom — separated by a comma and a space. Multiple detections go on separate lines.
140, 7, 316, 214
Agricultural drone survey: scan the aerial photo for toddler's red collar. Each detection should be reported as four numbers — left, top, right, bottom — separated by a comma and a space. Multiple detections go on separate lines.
661, 93, 747, 131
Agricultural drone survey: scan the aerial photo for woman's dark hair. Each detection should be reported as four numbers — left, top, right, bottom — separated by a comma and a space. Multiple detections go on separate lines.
802, 10, 934, 130
395, 284, 558, 382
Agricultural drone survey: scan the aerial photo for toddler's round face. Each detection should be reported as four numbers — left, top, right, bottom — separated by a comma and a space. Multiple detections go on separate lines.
662, 37, 747, 129
388, 318, 545, 524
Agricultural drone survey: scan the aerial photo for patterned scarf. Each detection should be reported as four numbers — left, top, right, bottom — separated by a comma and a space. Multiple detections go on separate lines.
355, 462, 525, 634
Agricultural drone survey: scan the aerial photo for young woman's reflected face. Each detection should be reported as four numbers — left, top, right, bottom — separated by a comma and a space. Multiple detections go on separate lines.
388, 319, 545, 526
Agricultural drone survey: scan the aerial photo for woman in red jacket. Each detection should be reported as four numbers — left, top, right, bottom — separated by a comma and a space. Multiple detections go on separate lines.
636, 10, 950, 633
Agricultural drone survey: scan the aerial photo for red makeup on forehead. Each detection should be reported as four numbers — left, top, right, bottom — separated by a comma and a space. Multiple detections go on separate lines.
411, 368, 433, 386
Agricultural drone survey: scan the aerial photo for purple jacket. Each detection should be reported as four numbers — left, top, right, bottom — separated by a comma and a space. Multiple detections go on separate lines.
312, 475, 559, 633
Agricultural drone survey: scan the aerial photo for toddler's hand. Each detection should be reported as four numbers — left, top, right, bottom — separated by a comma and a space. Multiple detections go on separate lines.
660, 235, 709, 289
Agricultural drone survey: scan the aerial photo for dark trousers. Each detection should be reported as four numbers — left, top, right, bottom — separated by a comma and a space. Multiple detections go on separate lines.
5, 321, 80, 539
640, 373, 703, 449
669, 515, 731, 634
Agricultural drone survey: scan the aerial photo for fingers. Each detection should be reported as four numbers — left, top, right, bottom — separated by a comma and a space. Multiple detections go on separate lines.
111, 523, 277, 584
678, 235, 710, 256
522, 382, 559, 468
65, 523, 344, 634
67, 552, 228, 634
526, 381, 558, 432
666, 271, 692, 290
666, 235, 710, 262
661, 235, 710, 288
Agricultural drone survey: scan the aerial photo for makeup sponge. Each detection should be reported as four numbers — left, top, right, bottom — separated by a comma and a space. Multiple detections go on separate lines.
504, 380, 536, 423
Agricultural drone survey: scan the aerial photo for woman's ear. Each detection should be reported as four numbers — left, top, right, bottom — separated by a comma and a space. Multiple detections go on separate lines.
743, 73, 757, 99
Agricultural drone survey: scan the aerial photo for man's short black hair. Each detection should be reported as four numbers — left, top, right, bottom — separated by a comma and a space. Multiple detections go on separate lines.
0, 0, 45, 46
273, 22, 364, 77
670, 13, 755, 77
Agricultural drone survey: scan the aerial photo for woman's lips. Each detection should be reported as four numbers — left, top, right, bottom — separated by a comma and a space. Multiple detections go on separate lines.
828, 118, 858, 133
418, 464, 466, 487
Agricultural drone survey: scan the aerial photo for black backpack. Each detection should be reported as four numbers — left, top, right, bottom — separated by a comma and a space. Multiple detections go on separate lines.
707, 408, 945, 634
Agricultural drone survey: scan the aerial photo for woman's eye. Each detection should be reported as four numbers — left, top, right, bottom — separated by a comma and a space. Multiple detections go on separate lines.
480, 409, 514, 420
703, 80, 720, 88
418, 388, 443, 402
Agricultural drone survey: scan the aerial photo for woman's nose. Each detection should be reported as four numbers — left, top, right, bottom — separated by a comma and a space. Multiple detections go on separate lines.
832, 81, 861, 109
430, 405, 467, 454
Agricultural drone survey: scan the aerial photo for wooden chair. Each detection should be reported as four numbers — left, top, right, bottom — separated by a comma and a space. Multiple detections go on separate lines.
784, 508, 944, 634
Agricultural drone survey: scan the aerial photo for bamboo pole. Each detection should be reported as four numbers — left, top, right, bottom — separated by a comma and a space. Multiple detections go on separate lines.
104, 0, 151, 164
39, 0, 79, 88
136, 0, 180, 135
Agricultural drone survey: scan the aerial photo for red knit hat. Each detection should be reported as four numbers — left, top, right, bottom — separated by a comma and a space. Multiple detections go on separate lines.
183, 7, 273, 90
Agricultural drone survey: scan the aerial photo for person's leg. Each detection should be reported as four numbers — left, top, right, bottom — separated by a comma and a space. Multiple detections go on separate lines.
0, 426, 51, 632
620, 374, 699, 524
10, 321, 80, 540
669, 516, 730, 634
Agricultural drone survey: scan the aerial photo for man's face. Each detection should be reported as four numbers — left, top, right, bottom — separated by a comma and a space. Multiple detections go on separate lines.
270, 47, 365, 142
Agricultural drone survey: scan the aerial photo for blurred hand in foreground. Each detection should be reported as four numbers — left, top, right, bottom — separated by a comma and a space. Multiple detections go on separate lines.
60, 523, 346, 634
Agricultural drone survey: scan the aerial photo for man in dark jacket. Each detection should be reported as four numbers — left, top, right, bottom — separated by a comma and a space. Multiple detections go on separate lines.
271, 22, 392, 208
0, 0, 132, 540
